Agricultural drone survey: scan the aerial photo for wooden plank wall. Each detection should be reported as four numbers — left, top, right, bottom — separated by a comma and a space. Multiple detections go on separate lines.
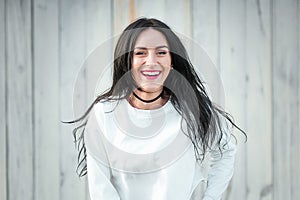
6, 1, 34, 200
33, 0, 60, 200
219, 1, 247, 199
59, 0, 87, 199
0, 0, 6, 199
273, 0, 300, 199
1, 0, 299, 200
246, 0, 272, 200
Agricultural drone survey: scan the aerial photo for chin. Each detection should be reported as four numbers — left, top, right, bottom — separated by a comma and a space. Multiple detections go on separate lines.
138, 83, 163, 93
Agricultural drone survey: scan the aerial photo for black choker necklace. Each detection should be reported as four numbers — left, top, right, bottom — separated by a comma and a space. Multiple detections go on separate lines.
132, 90, 164, 103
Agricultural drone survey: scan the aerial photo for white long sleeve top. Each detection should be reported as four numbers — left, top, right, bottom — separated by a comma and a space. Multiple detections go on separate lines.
84, 98, 236, 200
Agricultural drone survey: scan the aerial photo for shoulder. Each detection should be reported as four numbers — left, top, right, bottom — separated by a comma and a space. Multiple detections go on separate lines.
84, 99, 117, 153
86, 97, 123, 129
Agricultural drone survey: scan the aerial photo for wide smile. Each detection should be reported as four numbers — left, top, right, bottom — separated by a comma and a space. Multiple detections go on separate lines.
140, 70, 162, 80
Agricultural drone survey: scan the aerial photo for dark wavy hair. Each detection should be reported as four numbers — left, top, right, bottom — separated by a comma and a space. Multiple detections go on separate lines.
66, 17, 246, 177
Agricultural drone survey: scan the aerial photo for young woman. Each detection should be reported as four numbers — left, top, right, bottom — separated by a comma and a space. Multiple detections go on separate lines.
70, 18, 245, 200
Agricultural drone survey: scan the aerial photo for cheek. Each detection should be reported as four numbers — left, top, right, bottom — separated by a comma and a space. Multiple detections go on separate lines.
132, 57, 142, 70
131, 59, 140, 78
164, 54, 171, 65
162, 56, 172, 70
132, 58, 137, 68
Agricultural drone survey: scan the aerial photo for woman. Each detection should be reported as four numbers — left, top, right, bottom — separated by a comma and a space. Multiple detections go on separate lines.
70, 18, 245, 200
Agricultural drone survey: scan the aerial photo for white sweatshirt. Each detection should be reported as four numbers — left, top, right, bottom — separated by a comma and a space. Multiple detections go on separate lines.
84, 98, 236, 200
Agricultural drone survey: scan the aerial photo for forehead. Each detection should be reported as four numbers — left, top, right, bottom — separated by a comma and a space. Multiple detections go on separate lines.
134, 28, 168, 48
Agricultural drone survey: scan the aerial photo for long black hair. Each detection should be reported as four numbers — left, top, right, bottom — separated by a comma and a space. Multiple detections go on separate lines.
66, 17, 246, 177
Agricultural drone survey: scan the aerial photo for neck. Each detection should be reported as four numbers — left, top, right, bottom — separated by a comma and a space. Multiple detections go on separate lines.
129, 88, 167, 110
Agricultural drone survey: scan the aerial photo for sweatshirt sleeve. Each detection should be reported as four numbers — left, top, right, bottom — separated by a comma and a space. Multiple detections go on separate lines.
202, 119, 237, 200
84, 103, 121, 200
86, 151, 120, 200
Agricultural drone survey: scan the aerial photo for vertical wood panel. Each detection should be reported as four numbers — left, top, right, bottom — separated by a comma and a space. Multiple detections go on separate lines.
191, 0, 224, 109
273, 0, 299, 199
298, 2, 300, 198
295, 2, 300, 199
85, 0, 113, 107
0, 0, 7, 199
60, 0, 87, 199
113, 0, 132, 34
164, 0, 191, 37
6, 0, 33, 199
246, 0, 273, 199
219, 0, 247, 199
134, 0, 165, 21
289, 1, 300, 199
192, 0, 218, 64
33, 0, 60, 200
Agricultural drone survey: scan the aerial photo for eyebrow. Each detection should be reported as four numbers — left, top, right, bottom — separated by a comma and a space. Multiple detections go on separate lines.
134, 45, 169, 50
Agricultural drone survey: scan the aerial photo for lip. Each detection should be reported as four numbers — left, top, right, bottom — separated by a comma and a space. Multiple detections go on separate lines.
140, 70, 162, 80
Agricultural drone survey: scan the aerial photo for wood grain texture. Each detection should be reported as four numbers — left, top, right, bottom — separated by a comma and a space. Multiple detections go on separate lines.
85, 0, 113, 107
33, 0, 60, 200
191, 0, 218, 65
134, 0, 165, 21
164, 0, 191, 37
191, 0, 224, 108
0, 0, 7, 199
6, 0, 33, 199
59, 0, 87, 199
298, 1, 300, 198
272, 0, 299, 199
219, 0, 247, 199
246, 0, 273, 199
113, 0, 132, 34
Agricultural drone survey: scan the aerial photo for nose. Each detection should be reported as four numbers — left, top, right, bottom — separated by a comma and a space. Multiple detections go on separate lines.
145, 50, 157, 66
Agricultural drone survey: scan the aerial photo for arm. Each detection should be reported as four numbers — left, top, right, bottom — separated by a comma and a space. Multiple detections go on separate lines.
85, 104, 121, 200
202, 121, 237, 200
86, 151, 120, 200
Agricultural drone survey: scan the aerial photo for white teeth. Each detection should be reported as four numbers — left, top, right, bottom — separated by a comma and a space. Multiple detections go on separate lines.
142, 71, 160, 76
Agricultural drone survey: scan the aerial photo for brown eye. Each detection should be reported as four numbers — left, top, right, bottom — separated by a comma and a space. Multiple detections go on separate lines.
157, 51, 167, 55
134, 51, 146, 56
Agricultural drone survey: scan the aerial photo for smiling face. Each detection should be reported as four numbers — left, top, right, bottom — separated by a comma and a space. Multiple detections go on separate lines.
131, 28, 172, 93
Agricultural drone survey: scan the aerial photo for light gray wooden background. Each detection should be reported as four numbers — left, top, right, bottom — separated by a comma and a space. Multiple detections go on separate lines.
1, 0, 299, 200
